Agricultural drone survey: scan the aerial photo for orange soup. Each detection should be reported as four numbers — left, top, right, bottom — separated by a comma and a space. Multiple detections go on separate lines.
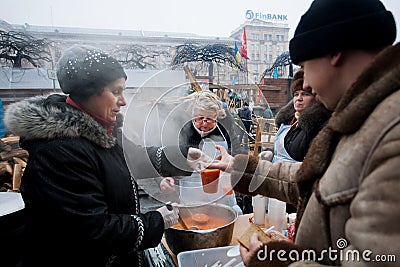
171, 213, 230, 230
200, 169, 220, 194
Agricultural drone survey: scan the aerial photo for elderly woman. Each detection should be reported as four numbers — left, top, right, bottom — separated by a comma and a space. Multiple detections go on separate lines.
179, 91, 245, 155
160, 91, 248, 212
4, 45, 188, 267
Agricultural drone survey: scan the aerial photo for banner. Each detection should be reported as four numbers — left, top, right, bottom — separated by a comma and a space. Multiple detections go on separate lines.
241, 28, 249, 60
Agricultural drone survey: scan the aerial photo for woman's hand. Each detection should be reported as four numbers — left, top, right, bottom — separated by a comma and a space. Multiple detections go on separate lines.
207, 145, 234, 172
160, 177, 175, 193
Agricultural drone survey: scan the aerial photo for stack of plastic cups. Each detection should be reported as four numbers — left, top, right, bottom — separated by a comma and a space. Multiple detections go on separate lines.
252, 195, 266, 226
267, 198, 287, 232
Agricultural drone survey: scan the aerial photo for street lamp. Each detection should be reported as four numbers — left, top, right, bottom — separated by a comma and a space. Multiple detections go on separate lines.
47, 41, 57, 91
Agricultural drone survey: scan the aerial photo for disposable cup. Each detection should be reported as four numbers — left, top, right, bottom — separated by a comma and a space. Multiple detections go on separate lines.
200, 169, 220, 194
267, 198, 287, 231
220, 173, 233, 195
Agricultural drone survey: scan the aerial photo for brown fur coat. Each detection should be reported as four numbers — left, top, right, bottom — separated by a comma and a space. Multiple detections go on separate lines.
231, 43, 400, 266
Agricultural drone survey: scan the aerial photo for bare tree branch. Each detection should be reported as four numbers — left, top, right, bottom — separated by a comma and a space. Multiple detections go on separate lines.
111, 45, 169, 69
171, 43, 246, 71
0, 30, 52, 68
259, 51, 293, 82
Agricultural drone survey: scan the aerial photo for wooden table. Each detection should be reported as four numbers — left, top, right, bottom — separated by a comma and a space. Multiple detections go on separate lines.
162, 213, 266, 266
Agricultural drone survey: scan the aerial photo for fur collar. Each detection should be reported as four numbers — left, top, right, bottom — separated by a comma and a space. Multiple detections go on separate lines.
295, 43, 400, 232
275, 101, 331, 134
4, 94, 117, 148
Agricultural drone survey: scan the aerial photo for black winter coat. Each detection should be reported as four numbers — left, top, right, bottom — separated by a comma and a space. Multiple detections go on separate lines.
274, 101, 331, 162
4, 94, 189, 267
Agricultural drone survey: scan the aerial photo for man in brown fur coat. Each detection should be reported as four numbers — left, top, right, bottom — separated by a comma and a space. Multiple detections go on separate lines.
206, 0, 400, 266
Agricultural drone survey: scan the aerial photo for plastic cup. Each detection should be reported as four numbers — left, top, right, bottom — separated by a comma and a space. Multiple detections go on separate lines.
220, 173, 233, 195
267, 198, 287, 231
252, 195, 266, 226
200, 169, 220, 194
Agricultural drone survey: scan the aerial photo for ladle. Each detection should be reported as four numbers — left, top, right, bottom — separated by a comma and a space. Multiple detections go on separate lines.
177, 214, 190, 230
180, 214, 200, 230
166, 203, 199, 230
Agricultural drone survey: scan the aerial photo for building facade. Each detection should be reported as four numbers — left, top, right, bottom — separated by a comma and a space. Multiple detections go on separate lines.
0, 18, 290, 86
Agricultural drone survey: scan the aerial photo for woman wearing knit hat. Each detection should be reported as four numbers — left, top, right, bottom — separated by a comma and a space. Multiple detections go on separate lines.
4, 45, 193, 267
204, 0, 400, 266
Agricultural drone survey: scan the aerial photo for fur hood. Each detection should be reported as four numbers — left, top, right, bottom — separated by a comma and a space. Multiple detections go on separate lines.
275, 100, 331, 134
4, 94, 117, 148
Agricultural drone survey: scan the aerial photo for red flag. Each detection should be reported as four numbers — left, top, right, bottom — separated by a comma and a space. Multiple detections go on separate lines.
241, 28, 249, 60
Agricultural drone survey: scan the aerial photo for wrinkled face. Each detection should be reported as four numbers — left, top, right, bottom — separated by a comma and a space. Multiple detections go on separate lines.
84, 77, 126, 122
293, 89, 315, 113
301, 56, 344, 111
193, 110, 217, 132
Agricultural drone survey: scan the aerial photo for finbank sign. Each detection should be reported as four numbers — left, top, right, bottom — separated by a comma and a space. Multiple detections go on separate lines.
245, 10, 288, 22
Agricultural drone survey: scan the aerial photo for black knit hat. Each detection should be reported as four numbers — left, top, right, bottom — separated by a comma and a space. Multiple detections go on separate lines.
56, 45, 127, 99
289, 0, 397, 65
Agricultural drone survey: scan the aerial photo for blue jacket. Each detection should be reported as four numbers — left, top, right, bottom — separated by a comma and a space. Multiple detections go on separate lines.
0, 99, 7, 138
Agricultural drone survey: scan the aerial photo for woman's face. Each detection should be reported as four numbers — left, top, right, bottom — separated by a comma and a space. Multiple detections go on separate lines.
84, 77, 126, 122
293, 89, 315, 113
193, 111, 217, 132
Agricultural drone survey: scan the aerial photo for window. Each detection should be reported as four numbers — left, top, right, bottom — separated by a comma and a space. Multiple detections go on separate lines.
263, 34, 272, 41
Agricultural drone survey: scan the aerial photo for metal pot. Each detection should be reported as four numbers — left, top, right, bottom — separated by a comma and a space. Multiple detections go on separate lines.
164, 203, 238, 255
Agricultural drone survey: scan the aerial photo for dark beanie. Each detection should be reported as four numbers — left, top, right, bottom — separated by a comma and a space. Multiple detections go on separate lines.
289, 0, 397, 64
56, 45, 127, 98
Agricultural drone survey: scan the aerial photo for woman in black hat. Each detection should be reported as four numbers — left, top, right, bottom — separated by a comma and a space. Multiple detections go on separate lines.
4, 45, 191, 267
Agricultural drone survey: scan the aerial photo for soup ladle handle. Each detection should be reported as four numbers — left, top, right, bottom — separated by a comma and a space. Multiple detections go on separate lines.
167, 203, 190, 230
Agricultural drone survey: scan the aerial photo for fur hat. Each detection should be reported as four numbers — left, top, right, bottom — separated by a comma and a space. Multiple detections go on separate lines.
291, 70, 311, 97
56, 45, 127, 99
289, 0, 396, 64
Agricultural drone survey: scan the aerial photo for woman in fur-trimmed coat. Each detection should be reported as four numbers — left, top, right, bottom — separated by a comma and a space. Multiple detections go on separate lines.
209, 43, 400, 266
273, 70, 331, 163
4, 45, 191, 267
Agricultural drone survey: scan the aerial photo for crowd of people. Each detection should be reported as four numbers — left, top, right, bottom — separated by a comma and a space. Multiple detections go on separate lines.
2, 0, 399, 266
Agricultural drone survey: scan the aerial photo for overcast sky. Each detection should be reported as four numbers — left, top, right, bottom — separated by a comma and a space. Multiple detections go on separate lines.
2, 0, 399, 41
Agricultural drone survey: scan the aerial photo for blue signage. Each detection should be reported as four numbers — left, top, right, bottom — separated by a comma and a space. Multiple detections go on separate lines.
246, 10, 288, 22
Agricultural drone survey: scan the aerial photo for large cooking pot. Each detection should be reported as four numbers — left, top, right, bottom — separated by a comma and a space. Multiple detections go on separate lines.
164, 203, 238, 255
